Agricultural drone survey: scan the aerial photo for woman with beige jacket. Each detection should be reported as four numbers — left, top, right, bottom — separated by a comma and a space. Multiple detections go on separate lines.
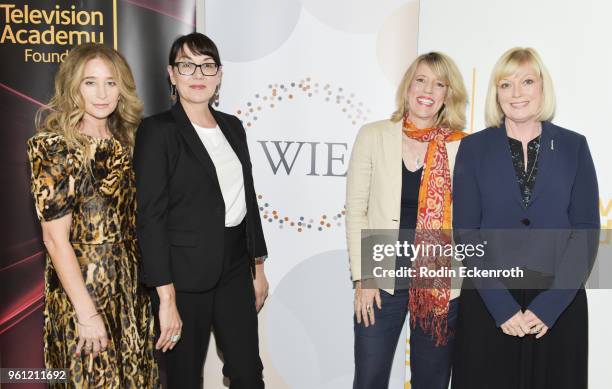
346, 52, 468, 389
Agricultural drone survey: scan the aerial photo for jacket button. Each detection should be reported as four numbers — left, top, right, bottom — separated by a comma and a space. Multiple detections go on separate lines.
521, 218, 531, 226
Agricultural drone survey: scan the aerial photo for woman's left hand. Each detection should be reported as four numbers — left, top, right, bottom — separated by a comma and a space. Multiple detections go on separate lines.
523, 309, 549, 339
253, 263, 269, 312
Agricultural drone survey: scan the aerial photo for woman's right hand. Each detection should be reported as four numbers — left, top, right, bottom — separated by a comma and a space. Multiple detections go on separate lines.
157, 298, 183, 352
75, 313, 108, 358
500, 311, 531, 337
354, 281, 382, 327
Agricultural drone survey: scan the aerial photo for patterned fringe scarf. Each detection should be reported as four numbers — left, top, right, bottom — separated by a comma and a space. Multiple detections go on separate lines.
402, 114, 467, 346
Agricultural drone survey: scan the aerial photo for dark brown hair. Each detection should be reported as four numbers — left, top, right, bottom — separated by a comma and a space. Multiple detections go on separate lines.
168, 32, 221, 66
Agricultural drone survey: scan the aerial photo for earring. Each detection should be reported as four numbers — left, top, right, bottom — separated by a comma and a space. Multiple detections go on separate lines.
171, 84, 177, 100
213, 84, 220, 107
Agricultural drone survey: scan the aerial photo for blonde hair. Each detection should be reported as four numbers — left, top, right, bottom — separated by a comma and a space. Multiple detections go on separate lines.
35, 43, 143, 153
391, 52, 467, 130
485, 47, 556, 128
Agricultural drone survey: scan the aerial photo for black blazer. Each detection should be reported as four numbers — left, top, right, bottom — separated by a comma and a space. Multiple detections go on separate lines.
133, 102, 267, 292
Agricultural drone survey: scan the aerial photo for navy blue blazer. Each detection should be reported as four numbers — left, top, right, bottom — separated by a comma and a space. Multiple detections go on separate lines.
453, 121, 599, 327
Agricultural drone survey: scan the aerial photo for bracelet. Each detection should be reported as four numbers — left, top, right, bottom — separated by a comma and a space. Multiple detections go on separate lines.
76, 312, 101, 326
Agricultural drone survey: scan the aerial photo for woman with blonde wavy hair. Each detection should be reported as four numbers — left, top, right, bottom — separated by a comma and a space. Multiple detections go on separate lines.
347, 52, 467, 388
26, 43, 158, 388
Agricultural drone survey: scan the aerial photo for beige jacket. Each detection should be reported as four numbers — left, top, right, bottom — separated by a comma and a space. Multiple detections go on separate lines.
345, 119, 462, 297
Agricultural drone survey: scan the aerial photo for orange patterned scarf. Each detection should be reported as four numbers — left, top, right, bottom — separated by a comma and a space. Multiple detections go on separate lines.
402, 114, 467, 346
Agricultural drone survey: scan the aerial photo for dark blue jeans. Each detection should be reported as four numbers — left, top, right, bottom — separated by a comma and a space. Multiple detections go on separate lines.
353, 289, 458, 389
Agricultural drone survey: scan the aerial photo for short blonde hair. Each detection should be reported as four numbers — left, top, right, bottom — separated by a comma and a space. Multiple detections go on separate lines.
391, 52, 467, 131
485, 47, 556, 128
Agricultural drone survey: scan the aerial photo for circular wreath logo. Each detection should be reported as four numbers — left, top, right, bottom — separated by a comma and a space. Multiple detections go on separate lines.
235, 77, 371, 232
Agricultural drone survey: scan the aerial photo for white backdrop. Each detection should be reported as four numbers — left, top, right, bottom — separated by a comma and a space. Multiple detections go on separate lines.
199, 0, 611, 388
201, 0, 419, 387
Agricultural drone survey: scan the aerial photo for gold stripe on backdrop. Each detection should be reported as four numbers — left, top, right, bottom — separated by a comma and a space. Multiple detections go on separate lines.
113, 0, 117, 50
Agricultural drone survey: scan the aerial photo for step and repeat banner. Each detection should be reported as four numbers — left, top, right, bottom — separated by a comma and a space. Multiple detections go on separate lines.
417, 0, 612, 387
0, 0, 194, 385
203, 0, 419, 387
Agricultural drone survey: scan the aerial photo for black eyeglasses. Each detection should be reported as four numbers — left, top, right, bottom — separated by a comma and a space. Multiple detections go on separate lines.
174, 61, 220, 76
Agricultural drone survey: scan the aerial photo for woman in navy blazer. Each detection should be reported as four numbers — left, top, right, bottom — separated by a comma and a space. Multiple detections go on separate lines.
451, 48, 599, 389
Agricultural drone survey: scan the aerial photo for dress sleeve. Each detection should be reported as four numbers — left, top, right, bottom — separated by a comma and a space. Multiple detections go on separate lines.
26, 133, 81, 222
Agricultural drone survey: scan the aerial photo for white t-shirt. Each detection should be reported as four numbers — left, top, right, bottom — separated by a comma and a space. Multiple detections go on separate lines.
192, 123, 246, 227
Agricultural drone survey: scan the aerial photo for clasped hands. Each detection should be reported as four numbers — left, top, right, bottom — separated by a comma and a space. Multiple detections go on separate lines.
500, 309, 548, 338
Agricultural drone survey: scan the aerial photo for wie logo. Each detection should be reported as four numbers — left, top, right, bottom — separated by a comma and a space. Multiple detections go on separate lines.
257, 140, 347, 177
235, 77, 371, 233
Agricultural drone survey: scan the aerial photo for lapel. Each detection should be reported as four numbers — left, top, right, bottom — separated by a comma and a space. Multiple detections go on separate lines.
171, 103, 250, 186
171, 102, 219, 183
383, 120, 403, 209
491, 125, 525, 207
210, 106, 249, 170
529, 121, 557, 205
492, 122, 558, 209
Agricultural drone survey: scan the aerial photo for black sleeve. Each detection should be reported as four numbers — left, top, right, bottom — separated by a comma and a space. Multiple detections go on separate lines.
134, 118, 173, 287
233, 115, 268, 259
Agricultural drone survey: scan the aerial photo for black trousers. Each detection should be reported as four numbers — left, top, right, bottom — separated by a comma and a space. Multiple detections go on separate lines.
152, 221, 264, 389
452, 276, 588, 389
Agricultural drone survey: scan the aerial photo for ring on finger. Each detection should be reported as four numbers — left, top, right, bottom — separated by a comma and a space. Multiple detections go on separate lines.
170, 333, 181, 343
366, 305, 372, 313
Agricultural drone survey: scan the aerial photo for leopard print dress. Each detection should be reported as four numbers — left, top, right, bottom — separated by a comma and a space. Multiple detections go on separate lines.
27, 132, 159, 388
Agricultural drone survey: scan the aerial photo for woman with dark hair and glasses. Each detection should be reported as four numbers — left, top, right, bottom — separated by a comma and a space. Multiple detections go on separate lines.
133, 32, 269, 388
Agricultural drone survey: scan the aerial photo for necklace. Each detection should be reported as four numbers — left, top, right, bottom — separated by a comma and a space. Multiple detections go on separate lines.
506, 122, 541, 184
402, 132, 426, 170
525, 135, 541, 184
402, 115, 437, 171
